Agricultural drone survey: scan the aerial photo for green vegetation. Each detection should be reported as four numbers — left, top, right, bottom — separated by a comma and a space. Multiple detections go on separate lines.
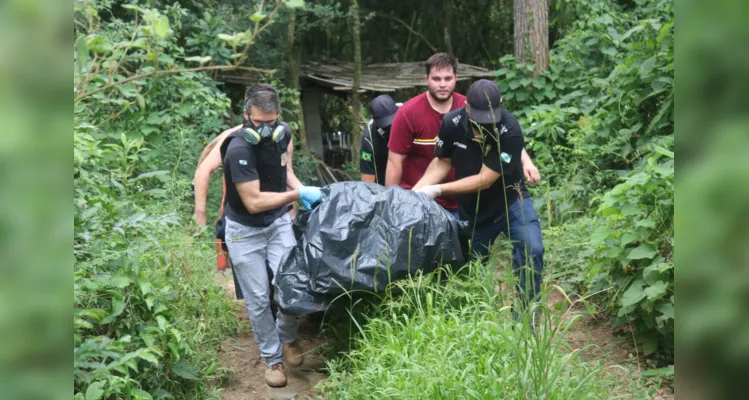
73, 0, 674, 397
73, 1, 241, 397
508, 0, 675, 359
74, 97, 240, 398
321, 0, 674, 396
320, 264, 620, 399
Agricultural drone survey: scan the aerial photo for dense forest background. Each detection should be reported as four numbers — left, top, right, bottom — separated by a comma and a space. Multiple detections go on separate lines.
73, 0, 674, 398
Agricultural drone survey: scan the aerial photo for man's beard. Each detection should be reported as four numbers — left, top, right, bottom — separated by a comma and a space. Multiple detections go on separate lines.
428, 86, 453, 103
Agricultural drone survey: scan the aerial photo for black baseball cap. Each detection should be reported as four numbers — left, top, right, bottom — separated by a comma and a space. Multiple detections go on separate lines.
466, 79, 502, 124
370, 95, 398, 128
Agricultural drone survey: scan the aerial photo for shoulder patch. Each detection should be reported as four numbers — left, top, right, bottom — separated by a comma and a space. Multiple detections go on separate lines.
451, 114, 462, 126
239, 159, 248, 166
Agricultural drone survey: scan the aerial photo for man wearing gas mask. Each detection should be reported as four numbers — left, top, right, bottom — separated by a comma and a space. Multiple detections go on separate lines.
412, 79, 544, 307
360, 95, 400, 185
219, 84, 321, 388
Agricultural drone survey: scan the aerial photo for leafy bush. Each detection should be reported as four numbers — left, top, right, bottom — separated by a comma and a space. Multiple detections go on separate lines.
488, 0, 674, 360
589, 137, 674, 357
493, 0, 674, 225
73, 233, 239, 400
74, 102, 241, 398
73, 1, 253, 397
541, 137, 674, 360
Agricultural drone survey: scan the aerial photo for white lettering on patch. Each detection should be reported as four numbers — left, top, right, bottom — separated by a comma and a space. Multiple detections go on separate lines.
452, 114, 462, 126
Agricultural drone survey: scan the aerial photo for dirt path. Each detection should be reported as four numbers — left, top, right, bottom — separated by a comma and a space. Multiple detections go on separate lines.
213, 266, 671, 399
545, 287, 674, 399
215, 271, 328, 400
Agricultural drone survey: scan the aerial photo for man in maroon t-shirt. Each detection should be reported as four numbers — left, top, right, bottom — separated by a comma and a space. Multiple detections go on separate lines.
385, 53, 465, 212
386, 53, 541, 214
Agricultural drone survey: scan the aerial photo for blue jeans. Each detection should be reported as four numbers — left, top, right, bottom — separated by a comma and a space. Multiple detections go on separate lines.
465, 197, 544, 304
225, 214, 298, 366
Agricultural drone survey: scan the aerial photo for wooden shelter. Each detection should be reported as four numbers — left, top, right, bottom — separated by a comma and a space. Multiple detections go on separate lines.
216, 61, 495, 158
301, 60, 494, 92
300, 61, 493, 157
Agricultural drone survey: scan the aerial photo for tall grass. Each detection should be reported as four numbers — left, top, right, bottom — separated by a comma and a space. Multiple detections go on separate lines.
318, 253, 617, 399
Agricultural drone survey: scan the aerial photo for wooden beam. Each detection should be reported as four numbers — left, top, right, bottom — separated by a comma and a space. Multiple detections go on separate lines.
333, 87, 368, 93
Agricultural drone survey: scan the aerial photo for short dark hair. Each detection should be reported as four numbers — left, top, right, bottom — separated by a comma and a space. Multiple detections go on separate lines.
425, 53, 458, 76
244, 83, 280, 113
244, 83, 277, 104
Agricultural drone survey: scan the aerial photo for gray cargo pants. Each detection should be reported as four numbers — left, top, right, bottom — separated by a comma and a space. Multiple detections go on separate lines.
225, 214, 298, 366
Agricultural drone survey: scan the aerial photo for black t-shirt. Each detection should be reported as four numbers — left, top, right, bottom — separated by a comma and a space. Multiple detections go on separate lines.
219, 122, 292, 227
434, 107, 528, 226
359, 119, 389, 185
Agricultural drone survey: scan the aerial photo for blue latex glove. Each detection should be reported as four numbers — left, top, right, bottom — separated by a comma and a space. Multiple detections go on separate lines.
298, 186, 322, 210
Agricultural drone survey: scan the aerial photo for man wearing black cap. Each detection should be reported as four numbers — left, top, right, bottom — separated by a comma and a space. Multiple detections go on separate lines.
413, 79, 544, 304
360, 95, 400, 185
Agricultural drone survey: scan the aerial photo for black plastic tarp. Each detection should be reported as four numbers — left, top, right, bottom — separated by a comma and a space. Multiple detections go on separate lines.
274, 181, 465, 315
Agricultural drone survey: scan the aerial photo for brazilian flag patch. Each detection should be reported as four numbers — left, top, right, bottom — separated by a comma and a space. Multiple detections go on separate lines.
361, 151, 373, 161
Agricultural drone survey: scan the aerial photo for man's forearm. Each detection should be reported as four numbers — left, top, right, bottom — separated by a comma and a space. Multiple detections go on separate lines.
440, 165, 500, 196
385, 158, 403, 187
193, 169, 211, 225
439, 175, 488, 196
286, 166, 303, 190
242, 190, 300, 214
521, 148, 531, 165
285, 140, 303, 190
413, 158, 452, 190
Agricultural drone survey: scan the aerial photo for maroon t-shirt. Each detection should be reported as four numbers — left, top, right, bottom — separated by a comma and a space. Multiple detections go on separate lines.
387, 92, 466, 211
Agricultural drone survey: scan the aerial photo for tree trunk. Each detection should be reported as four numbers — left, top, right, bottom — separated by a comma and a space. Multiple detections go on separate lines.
350, 0, 362, 166
285, 10, 298, 88
513, 0, 549, 76
286, 10, 308, 154
443, 0, 455, 55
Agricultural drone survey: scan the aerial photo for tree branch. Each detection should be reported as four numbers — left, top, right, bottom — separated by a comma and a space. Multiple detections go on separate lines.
75, 65, 276, 103
403, 12, 417, 61
74, 0, 287, 105
238, 0, 265, 66
373, 12, 438, 53
113, 14, 140, 78
235, 0, 285, 66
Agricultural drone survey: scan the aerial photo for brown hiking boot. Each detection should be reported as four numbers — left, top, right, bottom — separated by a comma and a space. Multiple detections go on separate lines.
265, 363, 287, 387
282, 340, 304, 367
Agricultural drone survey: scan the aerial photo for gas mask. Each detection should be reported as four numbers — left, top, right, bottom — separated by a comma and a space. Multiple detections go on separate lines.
242, 121, 286, 145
